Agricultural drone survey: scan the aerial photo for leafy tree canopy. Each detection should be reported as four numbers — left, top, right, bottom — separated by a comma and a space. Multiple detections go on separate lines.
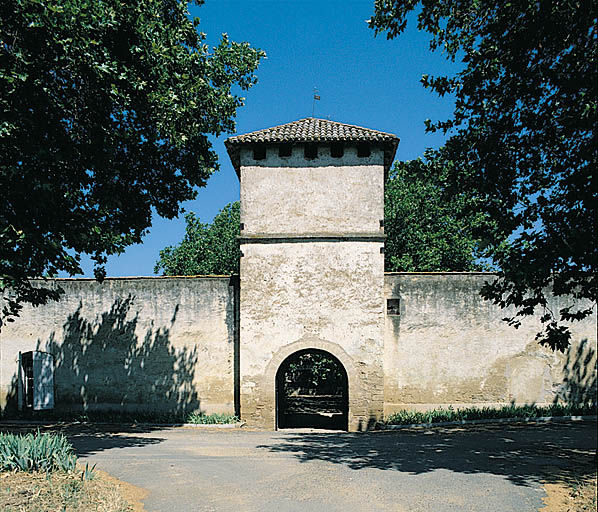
1, 0, 264, 326
385, 154, 488, 272
370, 0, 597, 350
154, 201, 240, 276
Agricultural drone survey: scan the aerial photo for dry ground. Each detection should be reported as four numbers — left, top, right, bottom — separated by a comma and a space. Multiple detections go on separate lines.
541, 458, 597, 512
0, 466, 147, 512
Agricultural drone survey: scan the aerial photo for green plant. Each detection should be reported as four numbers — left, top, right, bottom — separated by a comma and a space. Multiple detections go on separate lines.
2, 408, 245, 425
155, 201, 241, 276
383, 403, 597, 426
370, 1, 596, 351
82, 462, 96, 482
186, 412, 239, 424
385, 156, 488, 272
61, 479, 82, 506
0, 432, 77, 472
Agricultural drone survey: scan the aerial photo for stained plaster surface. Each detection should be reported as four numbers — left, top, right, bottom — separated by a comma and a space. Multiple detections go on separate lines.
0, 277, 236, 415
239, 241, 385, 430
383, 274, 597, 415
239, 145, 385, 236
237, 145, 387, 431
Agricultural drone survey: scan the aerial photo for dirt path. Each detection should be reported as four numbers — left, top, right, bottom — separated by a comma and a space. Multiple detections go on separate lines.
95, 469, 149, 512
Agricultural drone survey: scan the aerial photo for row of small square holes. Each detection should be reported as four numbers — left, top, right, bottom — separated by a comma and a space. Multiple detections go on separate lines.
253, 142, 371, 161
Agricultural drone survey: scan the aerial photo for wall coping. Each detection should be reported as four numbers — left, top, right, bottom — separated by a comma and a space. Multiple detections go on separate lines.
30, 272, 500, 283
30, 275, 234, 281
385, 272, 498, 276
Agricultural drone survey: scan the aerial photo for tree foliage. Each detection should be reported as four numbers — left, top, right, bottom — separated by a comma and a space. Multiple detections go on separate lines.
282, 351, 345, 394
0, 0, 264, 326
385, 154, 487, 272
370, 0, 597, 350
154, 201, 240, 276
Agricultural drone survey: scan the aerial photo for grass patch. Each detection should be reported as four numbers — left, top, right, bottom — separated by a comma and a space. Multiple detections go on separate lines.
186, 412, 239, 424
541, 457, 597, 512
0, 432, 134, 511
383, 403, 597, 426
570, 469, 598, 512
568, 472, 597, 512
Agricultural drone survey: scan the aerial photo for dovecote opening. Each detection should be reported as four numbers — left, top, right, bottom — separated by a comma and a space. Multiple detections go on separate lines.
387, 298, 400, 316
330, 142, 344, 158
253, 145, 266, 160
304, 143, 318, 160
279, 143, 292, 157
357, 142, 371, 158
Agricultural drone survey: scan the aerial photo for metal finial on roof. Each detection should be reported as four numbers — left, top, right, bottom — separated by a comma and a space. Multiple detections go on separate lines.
312, 88, 320, 118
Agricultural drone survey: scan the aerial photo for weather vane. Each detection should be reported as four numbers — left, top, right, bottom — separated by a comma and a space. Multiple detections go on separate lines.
312, 88, 320, 117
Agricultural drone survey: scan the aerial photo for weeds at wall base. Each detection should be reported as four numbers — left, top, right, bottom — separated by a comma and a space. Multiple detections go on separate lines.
382, 403, 597, 426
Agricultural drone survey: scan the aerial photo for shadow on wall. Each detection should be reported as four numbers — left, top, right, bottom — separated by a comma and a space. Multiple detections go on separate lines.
5, 296, 200, 416
556, 338, 597, 405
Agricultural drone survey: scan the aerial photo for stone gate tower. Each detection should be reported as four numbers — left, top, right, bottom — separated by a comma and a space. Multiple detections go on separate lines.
225, 118, 399, 431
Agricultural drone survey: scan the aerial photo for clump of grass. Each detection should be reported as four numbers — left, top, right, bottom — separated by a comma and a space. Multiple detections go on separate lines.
0, 433, 132, 511
186, 412, 239, 424
2, 408, 241, 425
0, 431, 77, 472
383, 403, 596, 426
82, 462, 97, 481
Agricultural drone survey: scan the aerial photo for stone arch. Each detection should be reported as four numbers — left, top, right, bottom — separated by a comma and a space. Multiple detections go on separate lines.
276, 348, 348, 430
263, 337, 362, 430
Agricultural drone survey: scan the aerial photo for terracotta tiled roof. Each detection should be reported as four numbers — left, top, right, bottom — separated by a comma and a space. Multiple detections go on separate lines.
225, 118, 398, 144
225, 118, 399, 176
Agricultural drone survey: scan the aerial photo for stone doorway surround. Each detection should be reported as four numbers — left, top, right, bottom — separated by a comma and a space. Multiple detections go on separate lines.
270, 338, 360, 430
275, 347, 349, 430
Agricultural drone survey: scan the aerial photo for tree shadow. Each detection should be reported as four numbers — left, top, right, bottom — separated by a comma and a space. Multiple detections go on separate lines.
257, 340, 597, 488
257, 420, 596, 488
40, 295, 199, 416
2, 295, 201, 453
555, 338, 597, 405
3, 295, 200, 455
0, 422, 167, 457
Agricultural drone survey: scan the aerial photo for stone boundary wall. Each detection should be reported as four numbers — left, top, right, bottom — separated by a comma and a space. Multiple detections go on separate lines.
1, 274, 595, 422
384, 273, 597, 415
0, 277, 237, 416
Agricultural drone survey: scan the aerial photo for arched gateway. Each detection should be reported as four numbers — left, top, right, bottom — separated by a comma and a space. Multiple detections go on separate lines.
276, 349, 348, 430
225, 118, 399, 431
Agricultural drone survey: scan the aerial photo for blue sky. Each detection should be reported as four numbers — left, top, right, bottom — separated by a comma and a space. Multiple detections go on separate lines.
69, 0, 460, 277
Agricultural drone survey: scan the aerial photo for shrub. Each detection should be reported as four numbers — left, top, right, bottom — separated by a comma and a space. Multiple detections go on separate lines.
0, 431, 77, 472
